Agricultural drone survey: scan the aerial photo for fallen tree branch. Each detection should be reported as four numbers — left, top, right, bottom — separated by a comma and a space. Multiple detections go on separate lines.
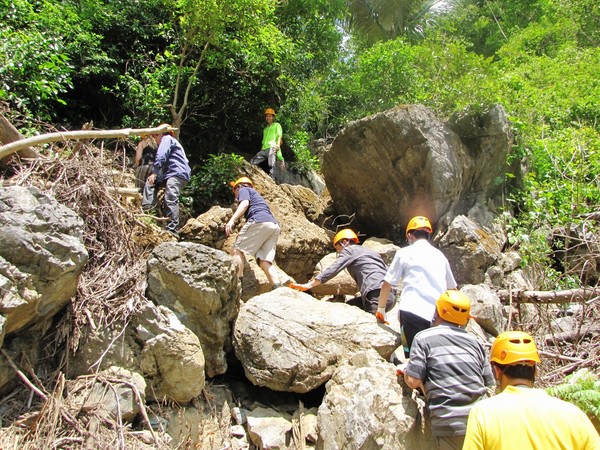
1, 349, 48, 401
106, 187, 142, 198
0, 112, 38, 163
543, 325, 600, 345
496, 287, 600, 304
0, 124, 176, 160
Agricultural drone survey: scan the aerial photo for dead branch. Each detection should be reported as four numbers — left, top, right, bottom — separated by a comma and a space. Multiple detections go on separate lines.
0, 124, 176, 160
496, 287, 600, 304
537, 349, 585, 363
543, 325, 600, 345
106, 187, 142, 198
1, 349, 48, 401
0, 112, 38, 162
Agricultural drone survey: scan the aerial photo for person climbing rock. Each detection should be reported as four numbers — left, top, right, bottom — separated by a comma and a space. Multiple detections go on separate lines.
225, 176, 283, 289
376, 215, 457, 357
403, 290, 494, 450
463, 330, 600, 450
141, 124, 191, 239
290, 229, 395, 314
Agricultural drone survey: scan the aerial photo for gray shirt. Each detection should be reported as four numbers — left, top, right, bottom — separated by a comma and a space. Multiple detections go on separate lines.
405, 324, 495, 437
316, 245, 389, 299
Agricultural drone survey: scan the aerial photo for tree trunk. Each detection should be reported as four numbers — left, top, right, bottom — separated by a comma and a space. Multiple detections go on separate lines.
0, 113, 38, 165
496, 288, 599, 304
0, 125, 177, 161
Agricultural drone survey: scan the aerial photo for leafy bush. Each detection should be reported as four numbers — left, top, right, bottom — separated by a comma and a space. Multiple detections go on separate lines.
547, 369, 600, 426
184, 153, 245, 214
285, 131, 320, 175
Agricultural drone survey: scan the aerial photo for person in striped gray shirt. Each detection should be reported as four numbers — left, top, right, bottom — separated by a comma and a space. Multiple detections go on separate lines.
402, 290, 494, 450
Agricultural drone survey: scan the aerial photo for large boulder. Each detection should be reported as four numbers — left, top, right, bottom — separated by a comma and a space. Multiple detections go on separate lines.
323, 104, 513, 242
460, 284, 506, 336
438, 214, 504, 285
146, 242, 239, 377
69, 301, 206, 404
0, 186, 88, 335
140, 325, 205, 403
233, 289, 402, 393
316, 349, 422, 450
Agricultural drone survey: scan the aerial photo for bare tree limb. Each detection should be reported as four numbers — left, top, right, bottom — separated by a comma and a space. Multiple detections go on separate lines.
0, 125, 177, 160
0, 113, 38, 163
496, 288, 600, 304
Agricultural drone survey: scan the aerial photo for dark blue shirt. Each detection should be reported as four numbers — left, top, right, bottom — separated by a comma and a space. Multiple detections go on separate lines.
238, 187, 277, 224
152, 135, 191, 183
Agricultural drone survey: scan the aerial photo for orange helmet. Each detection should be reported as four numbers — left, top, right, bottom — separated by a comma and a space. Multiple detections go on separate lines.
333, 229, 359, 246
436, 290, 471, 326
406, 216, 432, 237
265, 108, 276, 116
230, 177, 253, 190
490, 331, 541, 365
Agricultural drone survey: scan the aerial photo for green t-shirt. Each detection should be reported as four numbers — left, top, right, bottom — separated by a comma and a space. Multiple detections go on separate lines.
262, 122, 284, 160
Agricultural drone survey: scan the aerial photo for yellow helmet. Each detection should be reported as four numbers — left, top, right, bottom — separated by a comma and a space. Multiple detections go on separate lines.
264, 108, 276, 116
490, 331, 541, 365
333, 229, 359, 246
436, 290, 471, 326
406, 216, 432, 237
230, 177, 253, 190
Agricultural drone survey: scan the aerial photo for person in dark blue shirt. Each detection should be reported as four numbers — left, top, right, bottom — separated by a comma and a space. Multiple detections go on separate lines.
141, 125, 191, 238
225, 177, 282, 288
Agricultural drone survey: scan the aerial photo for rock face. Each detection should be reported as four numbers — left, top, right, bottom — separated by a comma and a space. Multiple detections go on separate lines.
69, 301, 206, 404
317, 349, 421, 450
233, 289, 402, 393
461, 284, 506, 336
146, 242, 239, 377
0, 186, 88, 336
439, 214, 504, 285
66, 366, 146, 423
140, 326, 205, 403
323, 104, 513, 242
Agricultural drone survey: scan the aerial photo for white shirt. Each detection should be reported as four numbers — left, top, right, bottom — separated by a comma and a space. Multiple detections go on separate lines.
384, 239, 457, 321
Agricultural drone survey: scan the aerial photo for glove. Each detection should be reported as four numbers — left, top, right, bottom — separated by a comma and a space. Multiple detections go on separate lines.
375, 307, 389, 324
396, 362, 408, 376
289, 283, 310, 292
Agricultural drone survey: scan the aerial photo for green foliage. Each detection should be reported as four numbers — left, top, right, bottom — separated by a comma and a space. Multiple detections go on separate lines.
547, 369, 600, 423
185, 153, 245, 214
285, 131, 320, 175
0, 0, 77, 119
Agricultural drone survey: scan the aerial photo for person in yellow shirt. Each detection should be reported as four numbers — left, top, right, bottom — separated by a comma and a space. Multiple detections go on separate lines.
463, 331, 600, 450
251, 107, 285, 179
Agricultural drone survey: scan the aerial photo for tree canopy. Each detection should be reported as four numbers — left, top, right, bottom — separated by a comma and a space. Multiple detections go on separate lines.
1, 0, 599, 290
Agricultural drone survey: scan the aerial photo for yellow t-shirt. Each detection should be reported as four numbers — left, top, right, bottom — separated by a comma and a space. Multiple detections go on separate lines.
463, 385, 600, 450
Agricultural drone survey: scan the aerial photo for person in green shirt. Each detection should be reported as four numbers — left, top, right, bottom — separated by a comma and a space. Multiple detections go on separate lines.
251, 107, 285, 178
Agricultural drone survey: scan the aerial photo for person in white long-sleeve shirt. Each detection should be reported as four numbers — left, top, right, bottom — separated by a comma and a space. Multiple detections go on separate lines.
376, 216, 457, 357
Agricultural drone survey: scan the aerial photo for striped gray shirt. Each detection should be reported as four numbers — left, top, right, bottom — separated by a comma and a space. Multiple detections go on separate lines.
404, 324, 494, 437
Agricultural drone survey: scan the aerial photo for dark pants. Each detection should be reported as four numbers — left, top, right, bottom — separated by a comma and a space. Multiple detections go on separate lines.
346, 288, 395, 314
399, 310, 431, 357
434, 435, 465, 450
142, 176, 187, 233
